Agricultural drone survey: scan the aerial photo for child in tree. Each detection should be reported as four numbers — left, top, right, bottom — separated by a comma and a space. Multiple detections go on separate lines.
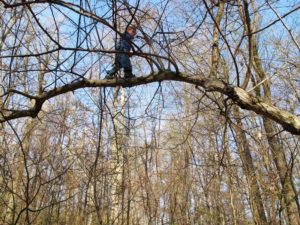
106, 26, 137, 79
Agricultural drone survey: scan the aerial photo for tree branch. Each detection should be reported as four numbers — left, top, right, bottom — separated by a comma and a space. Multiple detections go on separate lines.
1, 71, 300, 134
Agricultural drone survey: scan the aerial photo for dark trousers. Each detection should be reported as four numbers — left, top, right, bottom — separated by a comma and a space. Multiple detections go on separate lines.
115, 53, 132, 72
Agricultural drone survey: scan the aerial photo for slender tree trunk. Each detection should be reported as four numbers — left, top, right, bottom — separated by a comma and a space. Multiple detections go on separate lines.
233, 107, 268, 225
210, 3, 268, 223
249, 17, 300, 225
210, 1, 224, 78
262, 117, 300, 225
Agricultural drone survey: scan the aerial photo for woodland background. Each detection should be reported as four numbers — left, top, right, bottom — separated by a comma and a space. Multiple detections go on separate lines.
0, 0, 300, 224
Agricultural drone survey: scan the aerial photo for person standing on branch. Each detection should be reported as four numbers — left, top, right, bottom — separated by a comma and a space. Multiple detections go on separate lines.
106, 26, 137, 79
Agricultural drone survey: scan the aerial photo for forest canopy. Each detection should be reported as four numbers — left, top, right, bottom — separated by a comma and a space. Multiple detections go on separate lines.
0, 0, 299, 224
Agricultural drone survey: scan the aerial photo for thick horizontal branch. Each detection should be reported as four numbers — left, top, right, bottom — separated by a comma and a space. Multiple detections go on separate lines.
1, 71, 300, 134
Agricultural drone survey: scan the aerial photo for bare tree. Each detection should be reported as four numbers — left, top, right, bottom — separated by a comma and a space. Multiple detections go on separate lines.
0, 0, 299, 224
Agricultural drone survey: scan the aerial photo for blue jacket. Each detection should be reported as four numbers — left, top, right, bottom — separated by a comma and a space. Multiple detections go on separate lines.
116, 32, 134, 52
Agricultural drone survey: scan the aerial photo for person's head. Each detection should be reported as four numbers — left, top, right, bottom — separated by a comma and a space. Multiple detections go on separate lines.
126, 26, 137, 37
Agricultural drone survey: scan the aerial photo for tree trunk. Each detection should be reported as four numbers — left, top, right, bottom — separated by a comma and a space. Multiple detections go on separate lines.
233, 107, 268, 225
242, 1, 300, 223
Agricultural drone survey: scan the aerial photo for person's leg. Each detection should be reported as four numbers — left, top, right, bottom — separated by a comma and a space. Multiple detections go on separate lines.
106, 55, 121, 79
120, 54, 135, 78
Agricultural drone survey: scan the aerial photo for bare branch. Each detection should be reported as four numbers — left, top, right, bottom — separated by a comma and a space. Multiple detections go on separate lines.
1, 71, 300, 134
